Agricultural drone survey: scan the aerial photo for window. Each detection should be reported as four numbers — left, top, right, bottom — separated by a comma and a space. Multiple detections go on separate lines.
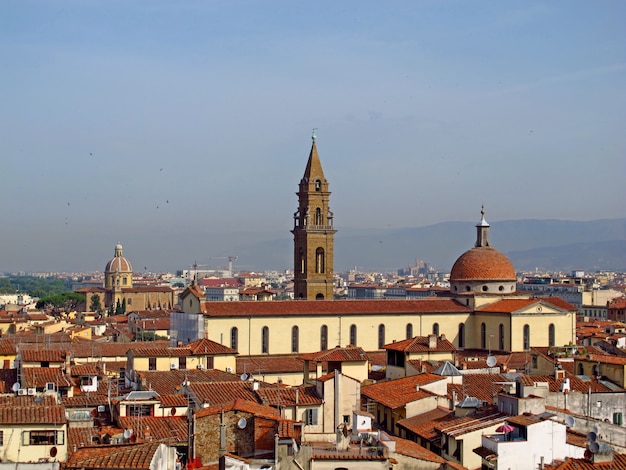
262, 326, 269, 354
315, 207, 322, 225
378, 324, 385, 349
292, 326, 299, 353
614, 412, 623, 426
458, 323, 465, 348
305, 408, 318, 425
23, 430, 64, 446
532, 355, 538, 369
343, 415, 350, 423
206, 356, 214, 369
179, 356, 186, 370
123, 277, 127, 285
481, 323, 486, 349
148, 357, 156, 371
406, 323, 413, 339
433, 323, 439, 336
231, 327, 238, 350
499, 323, 505, 351
523, 324, 530, 350
0, 430, 3, 446
350, 324, 357, 346
314, 179, 321, 191
578, 363, 584, 375
548, 324, 555, 347
299, 248, 305, 273
315, 248, 325, 273
320, 325, 328, 350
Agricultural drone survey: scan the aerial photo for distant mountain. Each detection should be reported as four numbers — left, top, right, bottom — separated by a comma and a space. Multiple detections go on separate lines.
235, 218, 626, 273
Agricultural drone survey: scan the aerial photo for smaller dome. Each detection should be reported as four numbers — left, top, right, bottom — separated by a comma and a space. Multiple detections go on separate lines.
105, 244, 133, 274
450, 247, 515, 281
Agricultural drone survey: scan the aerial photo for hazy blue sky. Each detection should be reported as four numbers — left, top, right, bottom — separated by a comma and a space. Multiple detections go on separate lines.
1, 1, 624, 273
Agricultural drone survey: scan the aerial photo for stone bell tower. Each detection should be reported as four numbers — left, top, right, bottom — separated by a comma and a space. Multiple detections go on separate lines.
291, 132, 336, 300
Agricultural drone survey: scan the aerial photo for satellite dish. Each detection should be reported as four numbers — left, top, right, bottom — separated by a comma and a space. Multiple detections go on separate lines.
237, 417, 247, 429
240, 373, 249, 381
589, 441, 600, 453
587, 431, 597, 442
486, 356, 497, 367
564, 416, 575, 427
12, 382, 20, 393
123, 429, 132, 439
50, 447, 57, 457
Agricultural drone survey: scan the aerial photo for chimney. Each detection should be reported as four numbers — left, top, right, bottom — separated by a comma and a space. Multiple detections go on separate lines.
428, 334, 437, 350
451, 390, 457, 411
295, 388, 299, 405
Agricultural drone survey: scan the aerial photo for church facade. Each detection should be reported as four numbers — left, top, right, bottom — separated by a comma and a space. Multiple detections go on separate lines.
174, 136, 576, 355
77, 244, 176, 313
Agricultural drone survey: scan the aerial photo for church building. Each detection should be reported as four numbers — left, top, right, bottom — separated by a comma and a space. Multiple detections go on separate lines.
77, 244, 176, 313
173, 136, 576, 356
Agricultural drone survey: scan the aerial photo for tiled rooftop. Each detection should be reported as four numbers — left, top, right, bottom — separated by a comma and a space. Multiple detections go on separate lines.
64, 442, 162, 469
383, 335, 456, 353
362, 374, 444, 408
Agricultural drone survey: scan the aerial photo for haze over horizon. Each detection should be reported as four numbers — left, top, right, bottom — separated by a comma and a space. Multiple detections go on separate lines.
1, 1, 624, 273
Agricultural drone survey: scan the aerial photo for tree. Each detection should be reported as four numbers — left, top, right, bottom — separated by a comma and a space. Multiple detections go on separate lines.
35, 292, 86, 316
89, 294, 102, 313
115, 298, 122, 315
121, 298, 126, 314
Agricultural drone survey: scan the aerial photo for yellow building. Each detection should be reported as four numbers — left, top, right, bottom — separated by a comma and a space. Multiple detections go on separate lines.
173, 141, 576, 358
76, 244, 176, 313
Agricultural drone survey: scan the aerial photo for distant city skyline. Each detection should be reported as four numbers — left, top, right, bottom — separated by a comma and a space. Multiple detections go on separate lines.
1, 1, 624, 273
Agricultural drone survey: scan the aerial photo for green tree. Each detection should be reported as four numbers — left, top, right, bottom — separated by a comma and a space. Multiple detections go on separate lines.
115, 298, 122, 315
89, 294, 102, 313
121, 298, 126, 314
35, 292, 85, 315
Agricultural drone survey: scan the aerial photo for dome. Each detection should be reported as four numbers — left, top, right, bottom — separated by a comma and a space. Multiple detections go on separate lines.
450, 247, 515, 281
105, 244, 133, 273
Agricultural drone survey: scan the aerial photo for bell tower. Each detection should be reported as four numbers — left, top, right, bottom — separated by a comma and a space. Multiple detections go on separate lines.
292, 131, 336, 300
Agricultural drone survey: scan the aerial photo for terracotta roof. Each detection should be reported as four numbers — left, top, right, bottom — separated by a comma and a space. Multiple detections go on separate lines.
136, 369, 240, 395
256, 385, 322, 407
396, 407, 453, 441
118, 416, 188, 442
0, 395, 56, 407
391, 436, 446, 463
189, 381, 264, 406
434, 409, 508, 436
20, 348, 68, 363
21, 367, 74, 388
237, 354, 306, 375
0, 404, 66, 424
186, 338, 237, 355
158, 394, 189, 408
384, 335, 456, 353
447, 374, 512, 404
544, 453, 626, 469
63, 394, 110, 407
518, 373, 619, 393
361, 374, 444, 409
65, 442, 162, 469
196, 398, 280, 421
197, 298, 470, 316
450, 247, 516, 281
71, 363, 101, 376
299, 345, 368, 362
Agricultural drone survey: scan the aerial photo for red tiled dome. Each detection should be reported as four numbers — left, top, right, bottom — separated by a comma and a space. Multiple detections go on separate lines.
105, 244, 133, 273
450, 247, 515, 281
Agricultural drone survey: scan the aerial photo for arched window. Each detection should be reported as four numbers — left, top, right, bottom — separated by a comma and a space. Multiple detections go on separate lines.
320, 325, 328, 350
378, 324, 385, 349
458, 323, 465, 348
481, 323, 486, 349
350, 324, 357, 346
499, 324, 505, 351
523, 324, 530, 350
316, 248, 325, 273
299, 248, 306, 274
314, 179, 321, 191
578, 363, 584, 375
292, 326, 299, 353
262, 326, 269, 354
433, 323, 439, 336
315, 207, 322, 225
548, 324, 555, 347
230, 327, 238, 350
406, 323, 413, 339
315, 293, 325, 300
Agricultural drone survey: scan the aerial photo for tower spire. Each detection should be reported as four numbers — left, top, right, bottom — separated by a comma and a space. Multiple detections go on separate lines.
475, 205, 490, 248
292, 133, 336, 300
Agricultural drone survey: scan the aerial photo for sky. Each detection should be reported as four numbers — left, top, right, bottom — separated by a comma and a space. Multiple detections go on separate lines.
1, 1, 624, 274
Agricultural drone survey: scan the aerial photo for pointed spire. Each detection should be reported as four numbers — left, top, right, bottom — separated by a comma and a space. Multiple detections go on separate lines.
302, 129, 325, 183
475, 205, 490, 248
